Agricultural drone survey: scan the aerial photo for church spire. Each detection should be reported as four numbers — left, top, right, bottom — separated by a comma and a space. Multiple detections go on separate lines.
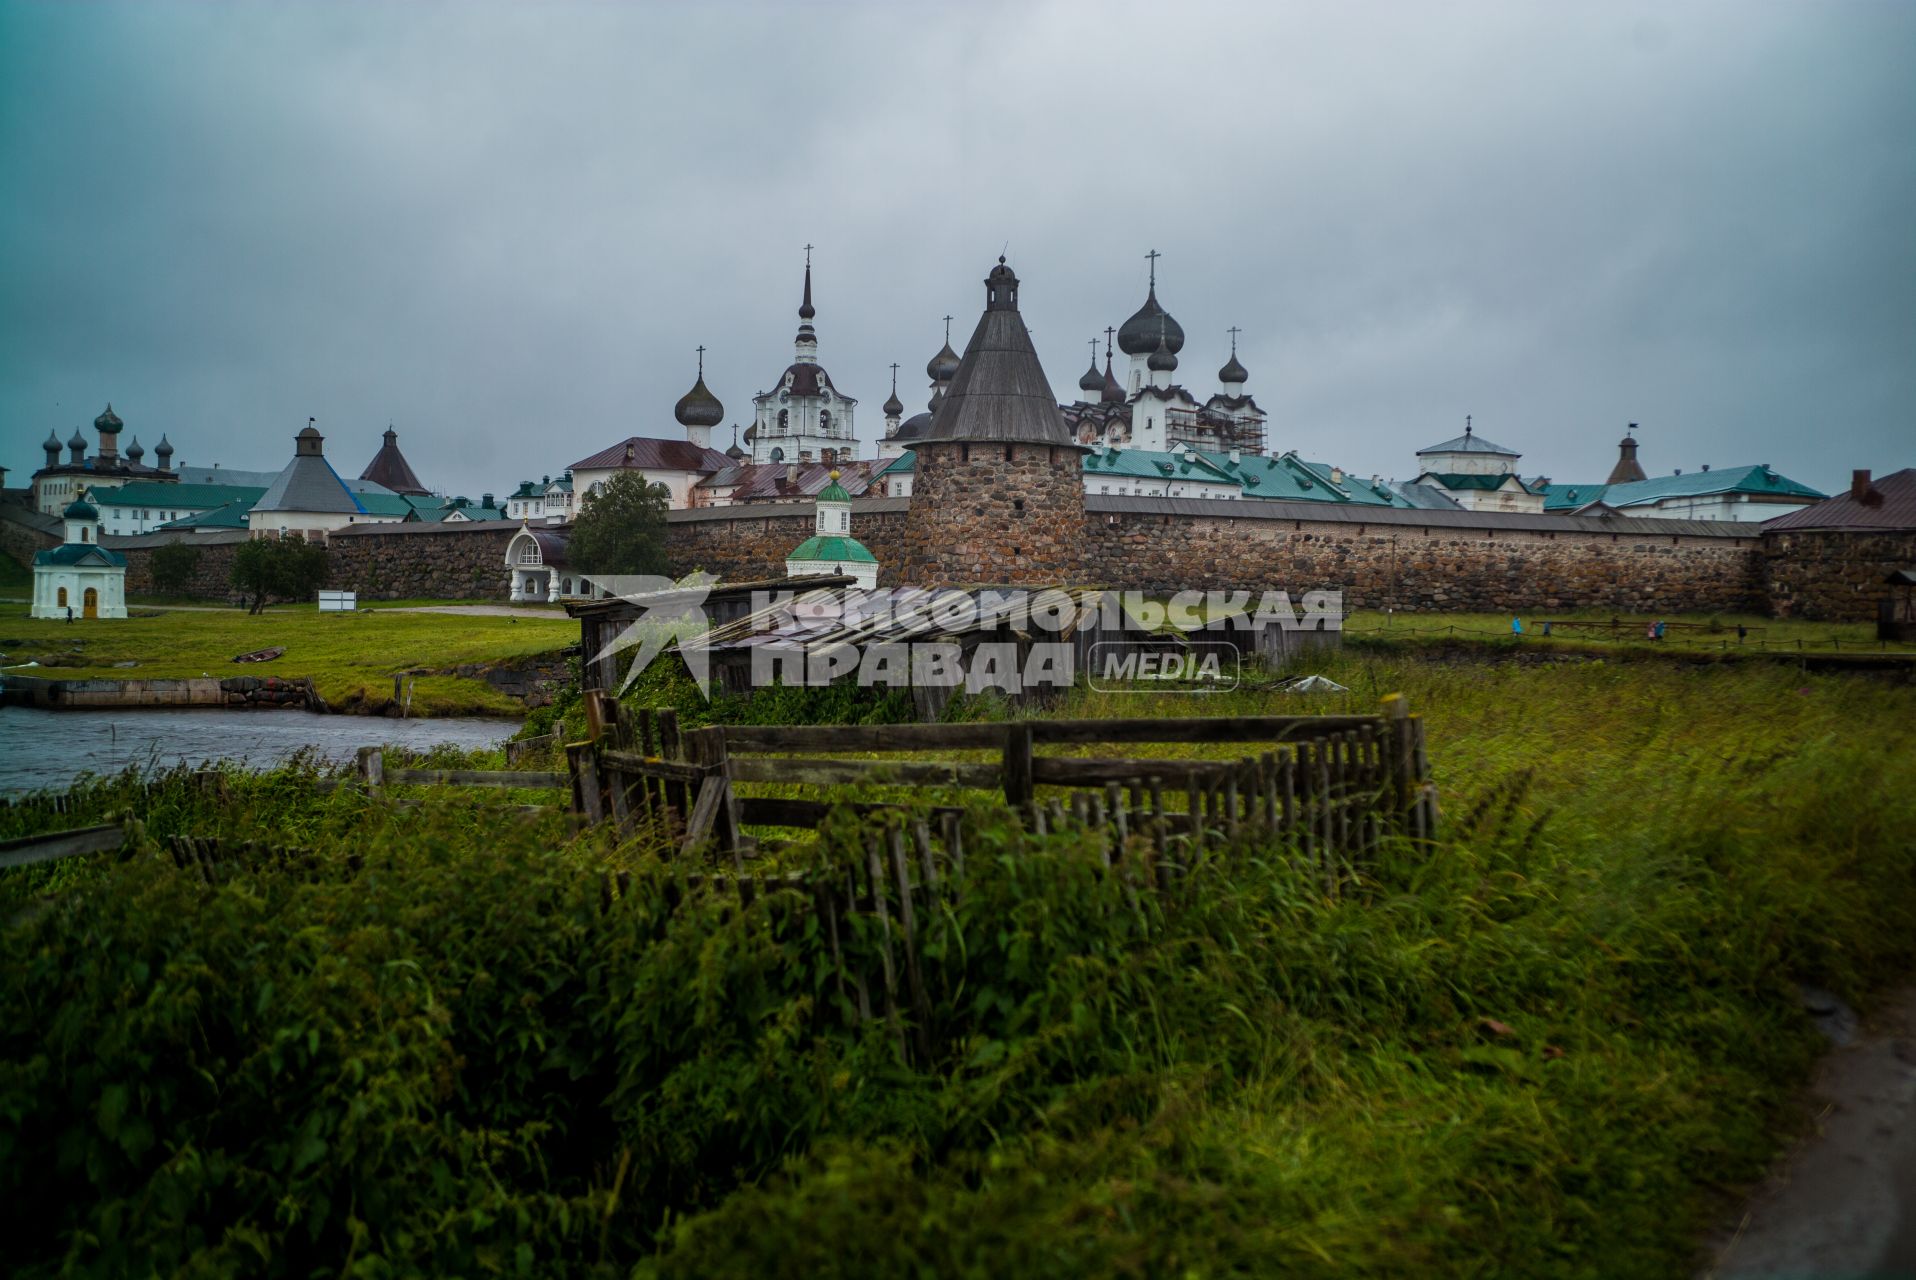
794, 244, 818, 359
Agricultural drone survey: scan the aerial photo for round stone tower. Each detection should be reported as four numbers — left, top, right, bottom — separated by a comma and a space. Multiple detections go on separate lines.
897, 257, 1087, 586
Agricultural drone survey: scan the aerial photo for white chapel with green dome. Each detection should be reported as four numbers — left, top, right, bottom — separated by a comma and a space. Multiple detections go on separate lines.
785, 470, 879, 589
32, 494, 128, 619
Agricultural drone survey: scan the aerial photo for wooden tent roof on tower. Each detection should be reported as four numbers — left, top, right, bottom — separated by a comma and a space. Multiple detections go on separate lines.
915, 257, 1083, 450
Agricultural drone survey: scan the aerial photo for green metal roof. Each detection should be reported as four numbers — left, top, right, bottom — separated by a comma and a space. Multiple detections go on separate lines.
158, 498, 254, 529
1541, 465, 1822, 511
817, 477, 853, 503
786, 535, 878, 564
35, 543, 127, 568
878, 452, 916, 475
1084, 447, 1241, 485
1420, 472, 1532, 492
87, 481, 265, 509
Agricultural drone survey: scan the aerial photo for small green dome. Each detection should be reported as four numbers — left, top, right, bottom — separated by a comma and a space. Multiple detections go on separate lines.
817, 468, 852, 504
787, 535, 877, 564
63, 498, 99, 521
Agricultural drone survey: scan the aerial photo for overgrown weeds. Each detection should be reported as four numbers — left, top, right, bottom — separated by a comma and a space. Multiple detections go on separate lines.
2, 657, 1913, 1276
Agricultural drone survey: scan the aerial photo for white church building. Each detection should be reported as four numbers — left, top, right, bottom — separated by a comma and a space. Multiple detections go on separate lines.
32, 495, 128, 619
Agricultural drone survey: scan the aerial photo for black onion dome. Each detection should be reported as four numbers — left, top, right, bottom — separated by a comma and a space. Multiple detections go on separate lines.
68, 428, 87, 449
1219, 351, 1249, 384
892, 411, 936, 442
883, 388, 904, 417
1101, 358, 1125, 404
94, 403, 123, 431
674, 375, 724, 428
154, 434, 173, 457
1078, 359, 1104, 394
1117, 287, 1184, 356
125, 436, 145, 461
726, 441, 748, 461
43, 430, 60, 454
1147, 334, 1178, 373
926, 342, 961, 384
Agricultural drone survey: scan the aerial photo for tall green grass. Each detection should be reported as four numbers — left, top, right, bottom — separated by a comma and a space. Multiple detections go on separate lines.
2, 657, 1913, 1276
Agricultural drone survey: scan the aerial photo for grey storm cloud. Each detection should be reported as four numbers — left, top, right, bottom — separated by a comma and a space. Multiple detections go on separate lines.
2, 0, 1911, 500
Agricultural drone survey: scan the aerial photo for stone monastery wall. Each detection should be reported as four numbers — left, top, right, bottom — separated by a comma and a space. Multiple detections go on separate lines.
1762, 528, 1916, 621
662, 497, 1767, 616
326, 524, 519, 601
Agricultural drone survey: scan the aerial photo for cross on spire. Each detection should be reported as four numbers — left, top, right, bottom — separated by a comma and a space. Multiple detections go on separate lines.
696, 344, 706, 376
889, 362, 899, 391
803, 243, 813, 267
1227, 325, 1242, 353
1105, 325, 1116, 358
943, 314, 953, 342
1089, 337, 1100, 359
1465, 414, 1473, 436
1145, 248, 1160, 288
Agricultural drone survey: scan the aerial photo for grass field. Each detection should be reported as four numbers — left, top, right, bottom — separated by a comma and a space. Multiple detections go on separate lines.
4, 651, 1914, 1276
0, 602, 576, 715
1341, 606, 1905, 656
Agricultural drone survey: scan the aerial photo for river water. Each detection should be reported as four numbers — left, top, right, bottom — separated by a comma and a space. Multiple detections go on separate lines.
0, 707, 519, 797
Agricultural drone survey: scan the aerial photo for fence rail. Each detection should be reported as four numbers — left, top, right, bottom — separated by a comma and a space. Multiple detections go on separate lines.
563, 692, 1438, 870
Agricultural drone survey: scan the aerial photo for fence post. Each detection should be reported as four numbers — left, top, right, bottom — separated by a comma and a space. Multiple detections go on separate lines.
1002, 723, 1034, 812
566, 741, 604, 824
1382, 694, 1417, 834
356, 747, 383, 791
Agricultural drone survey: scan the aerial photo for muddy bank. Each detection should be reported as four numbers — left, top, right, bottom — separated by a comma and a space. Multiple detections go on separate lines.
2, 673, 326, 711
1703, 986, 1916, 1277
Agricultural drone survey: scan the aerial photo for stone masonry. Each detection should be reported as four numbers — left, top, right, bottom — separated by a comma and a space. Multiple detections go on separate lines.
892, 442, 1088, 585
1763, 529, 1916, 620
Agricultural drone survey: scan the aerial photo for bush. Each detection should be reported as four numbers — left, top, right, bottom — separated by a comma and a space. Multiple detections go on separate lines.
231, 537, 329, 614
149, 541, 202, 597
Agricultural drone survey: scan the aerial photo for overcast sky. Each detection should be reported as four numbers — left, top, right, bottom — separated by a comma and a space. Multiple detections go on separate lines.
3, 0, 1911, 500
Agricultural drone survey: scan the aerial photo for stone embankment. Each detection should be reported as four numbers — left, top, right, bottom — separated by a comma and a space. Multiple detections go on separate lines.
2, 674, 324, 711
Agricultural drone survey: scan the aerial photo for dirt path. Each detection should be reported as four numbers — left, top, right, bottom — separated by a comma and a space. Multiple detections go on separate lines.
1703, 986, 1916, 1278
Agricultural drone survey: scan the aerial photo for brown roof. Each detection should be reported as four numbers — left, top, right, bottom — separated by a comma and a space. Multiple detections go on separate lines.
917, 259, 1080, 450
699, 458, 881, 503
1763, 468, 1916, 531
568, 437, 734, 474
359, 429, 430, 496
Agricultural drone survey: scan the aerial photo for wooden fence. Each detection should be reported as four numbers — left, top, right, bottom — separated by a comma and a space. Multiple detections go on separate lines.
563, 692, 1437, 867
571, 694, 1439, 1064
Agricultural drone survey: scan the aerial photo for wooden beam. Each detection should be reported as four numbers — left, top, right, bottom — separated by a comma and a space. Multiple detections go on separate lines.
728, 757, 1001, 789
1028, 715, 1382, 745
0, 823, 125, 869
720, 722, 1010, 752
1029, 756, 1238, 787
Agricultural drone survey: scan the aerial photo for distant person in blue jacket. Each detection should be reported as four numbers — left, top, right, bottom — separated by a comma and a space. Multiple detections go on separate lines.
1511, 616, 1523, 636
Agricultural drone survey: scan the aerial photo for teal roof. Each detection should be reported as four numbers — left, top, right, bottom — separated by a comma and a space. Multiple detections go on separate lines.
62, 498, 99, 520
1539, 483, 1611, 511
817, 476, 853, 503
35, 543, 126, 568
878, 452, 916, 475
1541, 465, 1823, 511
893, 444, 1414, 506
1084, 447, 1240, 486
88, 481, 264, 509
1421, 472, 1531, 492
158, 498, 255, 529
787, 535, 878, 564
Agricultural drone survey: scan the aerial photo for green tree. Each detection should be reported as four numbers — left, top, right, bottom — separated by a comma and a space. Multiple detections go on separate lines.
149, 540, 202, 598
231, 537, 329, 614
566, 472, 670, 579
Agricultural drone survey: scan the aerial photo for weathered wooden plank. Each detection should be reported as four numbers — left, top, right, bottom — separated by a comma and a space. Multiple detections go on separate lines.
0, 823, 124, 869
734, 796, 966, 828
597, 751, 711, 784
888, 827, 935, 1063
1002, 724, 1034, 809
729, 757, 1001, 789
1029, 715, 1382, 746
721, 723, 1010, 752
679, 775, 726, 858
385, 768, 567, 789
1028, 756, 1237, 787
